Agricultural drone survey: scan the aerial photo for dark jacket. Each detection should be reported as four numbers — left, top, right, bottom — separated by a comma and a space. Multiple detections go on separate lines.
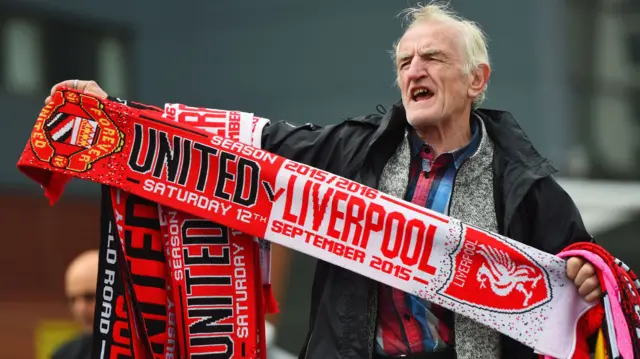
52, 333, 92, 359
260, 102, 593, 359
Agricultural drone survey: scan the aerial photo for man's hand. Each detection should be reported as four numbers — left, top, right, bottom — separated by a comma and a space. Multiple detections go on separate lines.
45, 80, 108, 104
566, 257, 602, 302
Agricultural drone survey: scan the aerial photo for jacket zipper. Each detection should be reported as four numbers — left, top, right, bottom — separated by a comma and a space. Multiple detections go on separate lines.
446, 156, 470, 215
303, 332, 313, 359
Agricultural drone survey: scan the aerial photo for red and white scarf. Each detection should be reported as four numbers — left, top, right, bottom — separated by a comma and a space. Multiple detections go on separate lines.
17, 89, 637, 358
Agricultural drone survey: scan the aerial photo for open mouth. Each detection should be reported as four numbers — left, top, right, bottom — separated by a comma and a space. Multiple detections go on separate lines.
411, 87, 434, 102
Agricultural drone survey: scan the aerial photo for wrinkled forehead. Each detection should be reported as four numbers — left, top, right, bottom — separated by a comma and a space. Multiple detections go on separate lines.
396, 20, 463, 61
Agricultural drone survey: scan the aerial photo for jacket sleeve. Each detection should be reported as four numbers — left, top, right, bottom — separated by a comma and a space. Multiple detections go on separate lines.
260, 118, 376, 173
515, 176, 594, 255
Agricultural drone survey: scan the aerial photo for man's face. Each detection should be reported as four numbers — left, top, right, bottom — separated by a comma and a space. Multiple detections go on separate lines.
396, 20, 474, 129
65, 255, 98, 332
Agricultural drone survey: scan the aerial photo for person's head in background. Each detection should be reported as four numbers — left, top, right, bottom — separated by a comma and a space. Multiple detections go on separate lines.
65, 249, 99, 332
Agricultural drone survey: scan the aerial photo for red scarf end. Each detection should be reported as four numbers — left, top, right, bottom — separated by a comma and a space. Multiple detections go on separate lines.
263, 284, 279, 314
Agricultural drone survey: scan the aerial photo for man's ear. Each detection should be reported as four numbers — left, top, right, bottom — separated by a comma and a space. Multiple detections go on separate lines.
468, 63, 491, 98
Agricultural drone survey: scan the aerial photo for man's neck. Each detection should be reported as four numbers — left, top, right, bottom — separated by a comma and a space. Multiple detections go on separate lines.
414, 111, 472, 156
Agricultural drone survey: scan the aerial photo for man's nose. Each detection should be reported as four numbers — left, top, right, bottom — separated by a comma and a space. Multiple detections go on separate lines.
405, 57, 427, 81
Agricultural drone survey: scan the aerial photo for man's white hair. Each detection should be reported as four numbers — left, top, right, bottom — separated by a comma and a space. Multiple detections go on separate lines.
393, 1, 490, 108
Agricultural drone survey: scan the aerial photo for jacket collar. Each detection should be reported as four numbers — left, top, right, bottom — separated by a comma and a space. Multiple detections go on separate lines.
371, 101, 556, 178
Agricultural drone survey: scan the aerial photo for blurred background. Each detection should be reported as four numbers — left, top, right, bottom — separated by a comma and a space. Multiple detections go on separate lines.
0, 0, 638, 358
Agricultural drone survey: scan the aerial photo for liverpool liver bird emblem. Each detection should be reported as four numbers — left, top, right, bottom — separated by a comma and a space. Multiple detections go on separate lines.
476, 244, 542, 306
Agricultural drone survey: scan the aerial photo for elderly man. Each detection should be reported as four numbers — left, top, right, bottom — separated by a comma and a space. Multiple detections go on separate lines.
46, 3, 601, 358
52, 250, 99, 359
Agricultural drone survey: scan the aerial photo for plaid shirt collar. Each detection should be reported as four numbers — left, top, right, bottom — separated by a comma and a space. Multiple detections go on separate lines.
408, 115, 482, 172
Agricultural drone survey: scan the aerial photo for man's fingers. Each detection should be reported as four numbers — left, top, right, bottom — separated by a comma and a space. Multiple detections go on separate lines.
50, 79, 92, 94
45, 80, 107, 105
574, 263, 596, 287
584, 287, 602, 303
566, 257, 602, 302
57, 80, 76, 89
46, 80, 75, 104
578, 276, 599, 296
566, 257, 585, 280
51, 80, 76, 93
84, 81, 108, 98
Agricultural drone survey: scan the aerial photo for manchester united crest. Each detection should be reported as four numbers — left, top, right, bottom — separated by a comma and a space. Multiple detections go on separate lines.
29, 90, 124, 172
437, 224, 552, 313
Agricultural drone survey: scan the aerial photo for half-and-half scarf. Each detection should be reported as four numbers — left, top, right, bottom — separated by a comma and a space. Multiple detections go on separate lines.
18, 89, 636, 358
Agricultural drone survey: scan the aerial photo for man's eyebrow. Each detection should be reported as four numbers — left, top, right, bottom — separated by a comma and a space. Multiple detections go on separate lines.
419, 49, 444, 58
396, 52, 413, 64
396, 49, 448, 65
